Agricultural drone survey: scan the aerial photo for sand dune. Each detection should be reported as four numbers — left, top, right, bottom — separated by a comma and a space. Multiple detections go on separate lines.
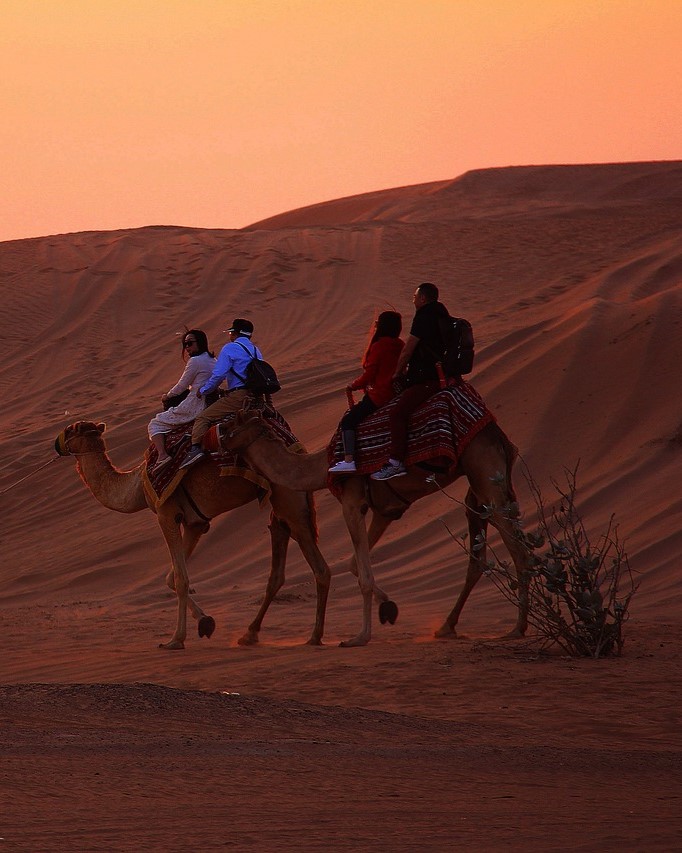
1, 162, 681, 849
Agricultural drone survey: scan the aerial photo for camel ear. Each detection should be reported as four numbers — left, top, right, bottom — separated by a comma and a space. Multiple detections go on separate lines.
96, 422, 106, 433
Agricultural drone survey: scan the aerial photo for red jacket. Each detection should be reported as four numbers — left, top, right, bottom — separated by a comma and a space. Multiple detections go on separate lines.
350, 337, 404, 406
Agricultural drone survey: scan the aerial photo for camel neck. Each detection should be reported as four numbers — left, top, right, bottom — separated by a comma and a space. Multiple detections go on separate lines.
246, 436, 329, 492
76, 449, 147, 514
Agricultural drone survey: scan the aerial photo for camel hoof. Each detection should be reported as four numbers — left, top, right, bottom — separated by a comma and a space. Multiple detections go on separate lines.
237, 631, 259, 646
339, 636, 369, 648
378, 600, 399, 625
500, 628, 526, 640
158, 639, 185, 650
434, 623, 457, 639
305, 637, 324, 646
198, 615, 215, 638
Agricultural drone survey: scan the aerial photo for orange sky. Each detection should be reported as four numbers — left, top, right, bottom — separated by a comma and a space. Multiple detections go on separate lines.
1, 0, 680, 242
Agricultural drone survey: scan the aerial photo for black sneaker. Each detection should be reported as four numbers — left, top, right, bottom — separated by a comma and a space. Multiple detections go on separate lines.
370, 461, 407, 480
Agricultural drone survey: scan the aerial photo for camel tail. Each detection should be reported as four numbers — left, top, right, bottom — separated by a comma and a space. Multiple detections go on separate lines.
496, 423, 520, 504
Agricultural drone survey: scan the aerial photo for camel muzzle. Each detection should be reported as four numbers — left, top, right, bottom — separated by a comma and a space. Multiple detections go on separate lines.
54, 432, 70, 456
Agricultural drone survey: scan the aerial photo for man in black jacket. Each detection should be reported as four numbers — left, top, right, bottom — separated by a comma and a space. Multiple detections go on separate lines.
371, 282, 450, 480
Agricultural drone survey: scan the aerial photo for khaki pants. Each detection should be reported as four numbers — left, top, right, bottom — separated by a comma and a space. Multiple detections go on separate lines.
191, 389, 252, 444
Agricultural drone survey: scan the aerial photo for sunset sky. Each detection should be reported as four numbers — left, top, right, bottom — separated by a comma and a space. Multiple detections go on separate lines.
1, 0, 680, 243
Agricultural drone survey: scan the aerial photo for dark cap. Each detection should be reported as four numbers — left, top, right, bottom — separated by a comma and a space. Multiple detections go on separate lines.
226, 318, 254, 337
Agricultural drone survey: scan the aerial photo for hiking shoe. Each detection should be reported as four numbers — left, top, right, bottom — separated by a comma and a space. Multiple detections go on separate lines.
179, 446, 205, 469
370, 461, 407, 480
328, 459, 358, 474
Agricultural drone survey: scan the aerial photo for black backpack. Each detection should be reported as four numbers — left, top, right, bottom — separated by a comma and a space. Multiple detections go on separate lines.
439, 316, 475, 377
235, 342, 281, 395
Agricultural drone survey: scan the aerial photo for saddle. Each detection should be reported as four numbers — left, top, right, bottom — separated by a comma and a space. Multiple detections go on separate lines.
143, 405, 300, 506
327, 382, 495, 488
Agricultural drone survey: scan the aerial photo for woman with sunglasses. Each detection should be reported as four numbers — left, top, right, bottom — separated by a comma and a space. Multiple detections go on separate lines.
147, 329, 216, 469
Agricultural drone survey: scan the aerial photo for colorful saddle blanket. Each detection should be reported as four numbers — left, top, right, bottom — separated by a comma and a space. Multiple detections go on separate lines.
328, 381, 495, 483
142, 407, 301, 508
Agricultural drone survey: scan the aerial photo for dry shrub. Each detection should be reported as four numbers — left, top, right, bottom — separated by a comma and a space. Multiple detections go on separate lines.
441, 464, 639, 658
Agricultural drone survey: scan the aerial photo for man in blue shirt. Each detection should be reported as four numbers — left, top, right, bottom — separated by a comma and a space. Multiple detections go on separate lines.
180, 318, 263, 468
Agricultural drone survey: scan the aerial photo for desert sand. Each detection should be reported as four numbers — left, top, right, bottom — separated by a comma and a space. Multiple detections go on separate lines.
1, 161, 681, 851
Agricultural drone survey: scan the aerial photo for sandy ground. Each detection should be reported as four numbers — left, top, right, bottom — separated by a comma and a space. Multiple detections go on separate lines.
1, 161, 682, 850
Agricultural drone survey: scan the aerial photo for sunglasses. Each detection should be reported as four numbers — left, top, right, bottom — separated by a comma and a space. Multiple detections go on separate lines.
183, 339, 197, 347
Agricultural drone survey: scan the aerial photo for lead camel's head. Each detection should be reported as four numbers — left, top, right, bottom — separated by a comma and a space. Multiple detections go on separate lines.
55, 421, 107, 457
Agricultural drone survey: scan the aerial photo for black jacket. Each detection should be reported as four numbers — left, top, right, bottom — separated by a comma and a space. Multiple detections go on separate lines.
406, 300, 450, 384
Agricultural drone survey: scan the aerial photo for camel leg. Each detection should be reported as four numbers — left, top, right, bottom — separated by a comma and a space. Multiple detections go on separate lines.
435, 488, 488, 638
288, 524, 332, 646
341, 511, 399, 625
163, 524, 216, 639
461, 438, 532, 638
238, 515, 291, 646
488, 512, 530, 638
157, 506, 190, 650
269, 490, 331, 646
339, 480, 375, 647
342, 511, 391, 598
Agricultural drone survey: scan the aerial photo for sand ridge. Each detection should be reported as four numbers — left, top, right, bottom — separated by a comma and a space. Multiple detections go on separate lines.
1, 161, 681, 849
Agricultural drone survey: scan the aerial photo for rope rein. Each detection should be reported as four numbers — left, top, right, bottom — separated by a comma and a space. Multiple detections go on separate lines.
4, 416, 273, 500
0, 431, 117, 497
0, 456, 60, 496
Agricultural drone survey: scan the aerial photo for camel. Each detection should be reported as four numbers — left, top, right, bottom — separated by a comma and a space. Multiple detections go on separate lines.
54, 420, 350, 650
219, 410, 533, 647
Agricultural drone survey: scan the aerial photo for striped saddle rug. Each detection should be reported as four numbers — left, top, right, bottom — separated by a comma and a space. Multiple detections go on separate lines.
143, 406, 300, 507
328, 381, 495, 478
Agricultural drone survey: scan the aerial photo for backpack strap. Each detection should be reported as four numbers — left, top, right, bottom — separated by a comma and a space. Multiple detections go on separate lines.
231, 340, 260, 385
419, 315, 453, 389
227, 341, 253, 384
235, 341, 255, 357
415, 313, 450, 362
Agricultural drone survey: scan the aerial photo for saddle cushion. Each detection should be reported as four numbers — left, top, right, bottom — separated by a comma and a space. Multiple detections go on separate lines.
143, 407, 301, 508
327, 381, 495, 492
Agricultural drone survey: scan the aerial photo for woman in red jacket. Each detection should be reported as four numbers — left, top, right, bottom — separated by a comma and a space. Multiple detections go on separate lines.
329, 310, 404, 473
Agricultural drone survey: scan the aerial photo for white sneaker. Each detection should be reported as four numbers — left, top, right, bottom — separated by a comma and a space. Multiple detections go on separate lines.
328, 459, 357, 474
370, 461, 407, 480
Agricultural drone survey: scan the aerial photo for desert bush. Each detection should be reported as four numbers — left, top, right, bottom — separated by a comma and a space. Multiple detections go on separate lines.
439, 464, 639, 658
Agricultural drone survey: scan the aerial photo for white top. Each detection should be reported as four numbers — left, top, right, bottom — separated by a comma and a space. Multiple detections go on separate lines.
167, 351, 216, 397
148, 351, 218, 437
